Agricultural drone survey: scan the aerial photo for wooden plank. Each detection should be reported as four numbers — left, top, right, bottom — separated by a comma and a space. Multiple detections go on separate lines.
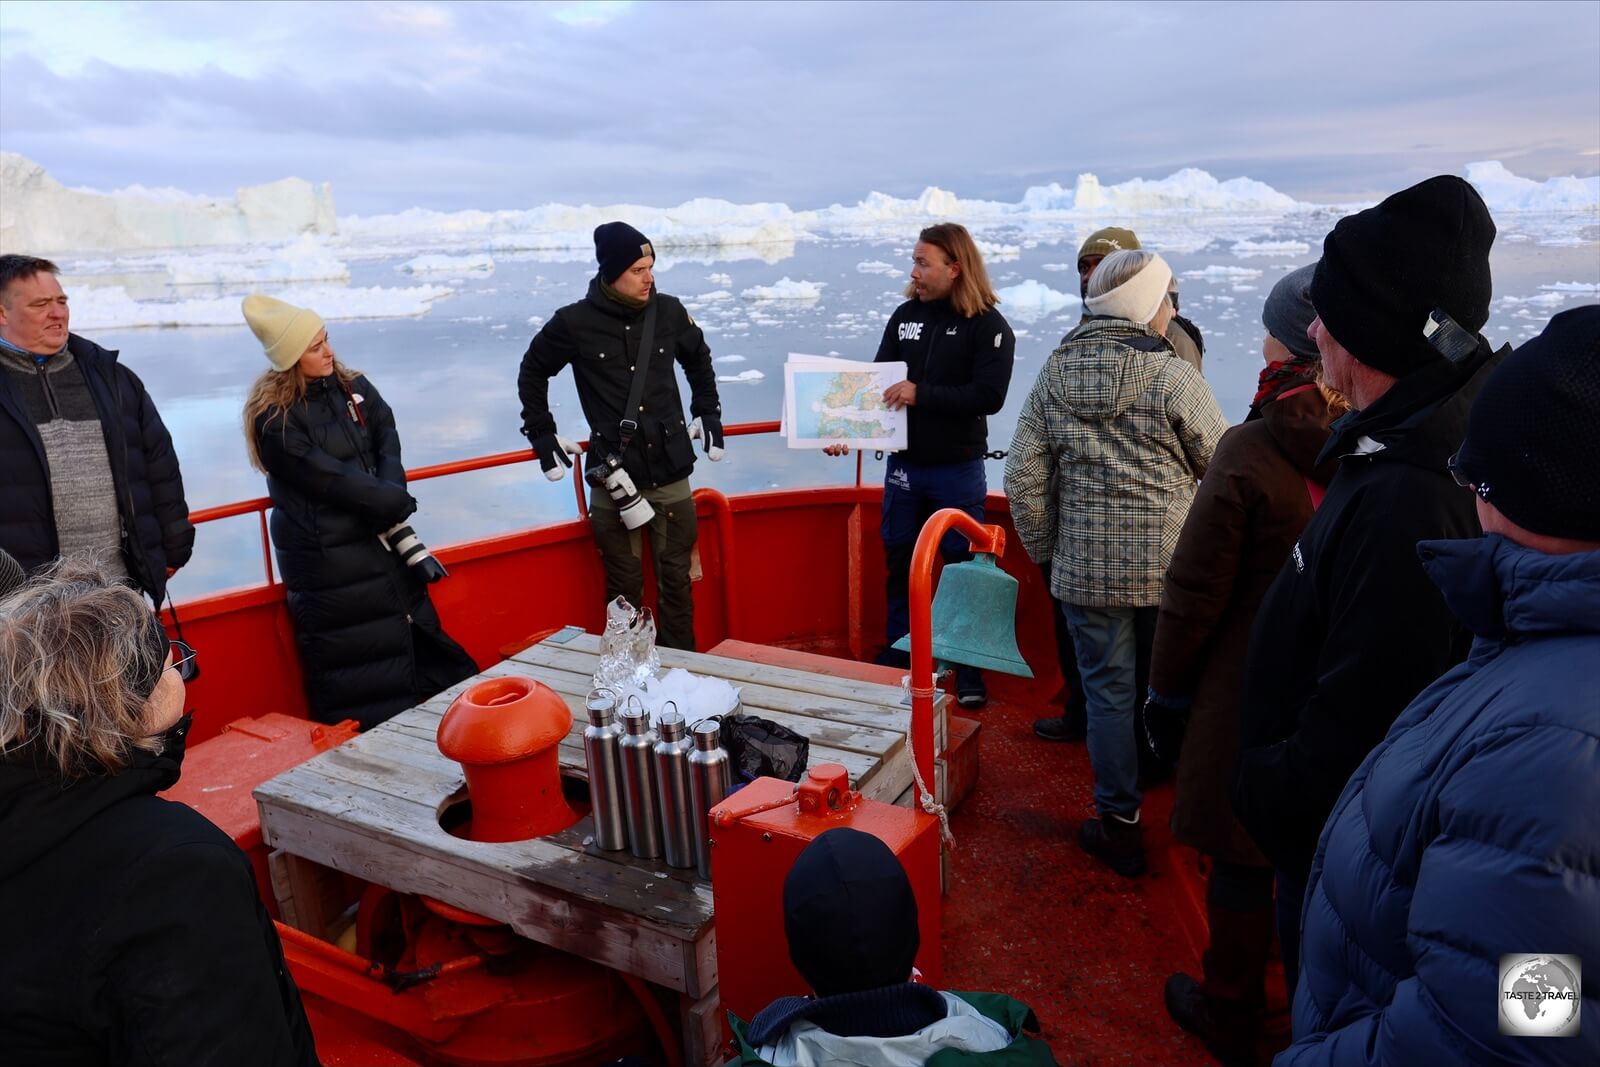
397, 662, 888, 790
256, 762, 712, 935
267, 850, 347, 939
680, 984, 727, 1067
261, 798, 713, 995
523, 630, 948, 729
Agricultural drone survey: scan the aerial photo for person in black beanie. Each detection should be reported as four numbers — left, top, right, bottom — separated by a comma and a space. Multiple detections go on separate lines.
1279, 304, 1600, 1066
1231, 175, 1512, 996
518, 222, 723, 650
730, 828, 1058, 1065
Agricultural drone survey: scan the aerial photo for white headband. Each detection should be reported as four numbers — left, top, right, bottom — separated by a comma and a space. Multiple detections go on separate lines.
1084, 256, 1173, 326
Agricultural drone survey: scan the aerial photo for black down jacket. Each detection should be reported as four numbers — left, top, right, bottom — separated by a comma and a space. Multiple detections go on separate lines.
0, 334, 193, 601
0, 730, 321, 1066
254, 373, 475, 728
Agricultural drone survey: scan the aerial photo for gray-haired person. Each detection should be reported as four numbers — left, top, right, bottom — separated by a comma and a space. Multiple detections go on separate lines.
1006, 250, 1226, 878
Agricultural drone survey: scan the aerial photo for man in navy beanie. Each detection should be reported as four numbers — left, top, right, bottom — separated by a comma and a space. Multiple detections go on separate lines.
1281, 305, 1600, 1066
1232, 175, 1511, 993
731, 828, 1059, 1065
518, 222, 723, 650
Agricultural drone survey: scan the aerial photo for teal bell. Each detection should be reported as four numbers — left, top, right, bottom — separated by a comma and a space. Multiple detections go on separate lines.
892, 554, 1033, 678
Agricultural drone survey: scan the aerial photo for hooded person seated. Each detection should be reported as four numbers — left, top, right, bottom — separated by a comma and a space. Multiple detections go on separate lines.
731, 827, 1058, 1066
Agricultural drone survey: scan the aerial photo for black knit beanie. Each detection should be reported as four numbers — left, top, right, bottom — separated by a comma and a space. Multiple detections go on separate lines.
1454, 305, 1600, 540
1310, 175, 1495, 377
594, 221, 654, 283
783, 828, 919, 996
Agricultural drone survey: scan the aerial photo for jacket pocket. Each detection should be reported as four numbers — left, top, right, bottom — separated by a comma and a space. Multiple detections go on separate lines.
661, 417, 694, 472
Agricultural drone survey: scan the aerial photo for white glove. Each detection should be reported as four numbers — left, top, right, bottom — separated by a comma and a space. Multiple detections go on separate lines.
690, 417, 725, 462
536, 433, 581, 481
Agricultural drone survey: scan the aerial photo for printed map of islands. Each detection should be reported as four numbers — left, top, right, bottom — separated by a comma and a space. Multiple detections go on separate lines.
798, 371, 895, 440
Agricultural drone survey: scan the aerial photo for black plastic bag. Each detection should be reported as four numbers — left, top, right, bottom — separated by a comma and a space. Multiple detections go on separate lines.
717, 713, 810, 784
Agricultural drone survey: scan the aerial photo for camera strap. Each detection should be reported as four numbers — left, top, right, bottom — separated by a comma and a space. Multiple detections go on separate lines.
617, 300, 658, 451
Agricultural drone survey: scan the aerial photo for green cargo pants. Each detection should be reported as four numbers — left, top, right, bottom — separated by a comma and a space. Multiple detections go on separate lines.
587, 477, 698, 650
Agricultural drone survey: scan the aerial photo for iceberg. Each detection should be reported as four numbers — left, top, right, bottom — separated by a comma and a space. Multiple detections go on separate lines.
1464, 162, 1600, 214
1, 152, 335, 254
996, 280, 1080, 321
742, 277, 825, 301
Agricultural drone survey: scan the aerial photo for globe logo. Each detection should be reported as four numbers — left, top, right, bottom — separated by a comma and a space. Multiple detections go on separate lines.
1499, 954, 1581, 1037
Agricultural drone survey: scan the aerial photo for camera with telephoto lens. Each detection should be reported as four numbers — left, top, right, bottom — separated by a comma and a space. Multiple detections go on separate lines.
381, 522, 448, 583
585, 452, 655, 531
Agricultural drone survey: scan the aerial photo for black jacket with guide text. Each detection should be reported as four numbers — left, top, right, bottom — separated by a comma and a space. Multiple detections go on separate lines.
519, 278, 721, 490
873, 297, 1015, 465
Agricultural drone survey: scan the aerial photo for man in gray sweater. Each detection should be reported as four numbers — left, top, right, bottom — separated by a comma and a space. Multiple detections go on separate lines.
0, 255, 192, 602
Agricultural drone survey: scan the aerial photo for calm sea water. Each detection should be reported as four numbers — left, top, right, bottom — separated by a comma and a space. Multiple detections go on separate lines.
79, 226, 1598, 597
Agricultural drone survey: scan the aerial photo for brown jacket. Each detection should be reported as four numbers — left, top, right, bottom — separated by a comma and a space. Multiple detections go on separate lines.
1149, 384, 1336, 864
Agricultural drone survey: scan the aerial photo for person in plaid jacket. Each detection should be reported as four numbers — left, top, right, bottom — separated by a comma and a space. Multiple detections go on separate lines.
1004, 249, 1225, 877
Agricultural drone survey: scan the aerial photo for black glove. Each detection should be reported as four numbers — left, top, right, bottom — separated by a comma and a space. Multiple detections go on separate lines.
533, 432, 578, 481
1142, 687, 1193, 765
690, 416, 724, 461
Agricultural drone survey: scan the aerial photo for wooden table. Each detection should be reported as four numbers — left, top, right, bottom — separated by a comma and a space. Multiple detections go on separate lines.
255, 625, 946, 1066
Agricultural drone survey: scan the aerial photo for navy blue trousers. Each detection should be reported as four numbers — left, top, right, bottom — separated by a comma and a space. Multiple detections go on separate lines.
881, 455, 987, 646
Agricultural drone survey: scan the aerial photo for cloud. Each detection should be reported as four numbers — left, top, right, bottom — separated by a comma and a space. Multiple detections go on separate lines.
1, 0, 1595, 214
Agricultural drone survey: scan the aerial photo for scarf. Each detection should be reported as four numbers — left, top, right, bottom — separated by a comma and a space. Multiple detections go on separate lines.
1250, 357, 1321, 415
599, 278, 649, 311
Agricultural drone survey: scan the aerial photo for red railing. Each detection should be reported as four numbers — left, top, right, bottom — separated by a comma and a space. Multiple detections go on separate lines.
187, 420, 863, 611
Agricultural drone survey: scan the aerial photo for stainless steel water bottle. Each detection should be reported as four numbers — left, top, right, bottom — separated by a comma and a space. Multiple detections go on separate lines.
653, 710, 695, 869
618, 704, 662, 858
687, 720, 732, 880
582, 689, 628, 851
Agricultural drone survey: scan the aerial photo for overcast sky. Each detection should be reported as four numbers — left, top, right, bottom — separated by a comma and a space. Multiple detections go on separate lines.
2, 0, 1596, 215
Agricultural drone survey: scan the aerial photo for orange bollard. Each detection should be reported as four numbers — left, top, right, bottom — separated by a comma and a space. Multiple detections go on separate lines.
436, 676, 578, 842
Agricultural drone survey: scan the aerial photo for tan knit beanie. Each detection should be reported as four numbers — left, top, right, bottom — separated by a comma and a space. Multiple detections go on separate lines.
242, 293, 325, 372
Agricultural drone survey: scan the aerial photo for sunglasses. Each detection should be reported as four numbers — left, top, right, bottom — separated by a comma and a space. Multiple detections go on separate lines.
168, 639, 200, 683
1446, 450, 1492, 502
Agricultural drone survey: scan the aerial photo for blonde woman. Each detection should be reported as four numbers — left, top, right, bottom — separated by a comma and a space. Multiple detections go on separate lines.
241, 295, 475, 729
0, 559, 319, 1065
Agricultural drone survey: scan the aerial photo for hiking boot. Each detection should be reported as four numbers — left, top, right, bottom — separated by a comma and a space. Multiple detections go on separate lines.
1164, 972, 1263, 1067
1077, 813, 1145, 877
1034, 708, 1086, 742
955, 666, 987, 710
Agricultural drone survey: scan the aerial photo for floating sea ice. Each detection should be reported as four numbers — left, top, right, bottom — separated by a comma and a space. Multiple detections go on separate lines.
742, 277, 826, 300
68, 282, 454, 331
977, 240, 1021, 259
995, 279, 1081, 321
1041, 263, 1074, 271
707, 273, 733, 285
1230, 240, 1310, 257
690, 289, 733, 302
1539, 282, 1600, 293
717, 370, 765, 384
398, 253, 495, 274
1182, 265, 1263, 281
857, 260, 901, 275
714, 354, 747, 363
164, 235, 350, 285
1232, 284, 1259, 292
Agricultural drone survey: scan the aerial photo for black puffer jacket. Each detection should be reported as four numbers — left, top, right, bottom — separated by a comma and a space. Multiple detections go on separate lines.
873, 297, 1015, 465
0, 334, 193, 600
0, 731, 320, 1066
255, 374, 474, 728
1234, 341, 1507, 882
519, 278, 720, 490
